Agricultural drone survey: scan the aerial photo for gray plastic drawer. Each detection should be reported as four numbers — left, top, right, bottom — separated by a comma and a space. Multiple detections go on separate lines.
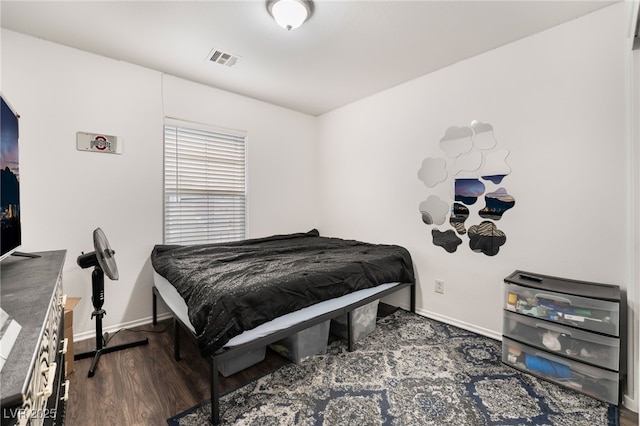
503, 311, 619, 371
504, 283, 620, 336
502, 337, 619, 405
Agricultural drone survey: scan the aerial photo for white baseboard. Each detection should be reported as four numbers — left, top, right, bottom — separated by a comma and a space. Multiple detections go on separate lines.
414, 307, 503, 341
385, 302, 502, 341
73, 312, 173, 342
623, 394, 639, 413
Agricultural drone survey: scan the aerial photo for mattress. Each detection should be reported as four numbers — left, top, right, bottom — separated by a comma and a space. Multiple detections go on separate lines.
153, 271, 400, 348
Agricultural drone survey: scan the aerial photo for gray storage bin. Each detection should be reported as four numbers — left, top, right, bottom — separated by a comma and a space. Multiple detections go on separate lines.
218, 346, 266, 377
331, 300, 379, 342
269, 320, 330, 364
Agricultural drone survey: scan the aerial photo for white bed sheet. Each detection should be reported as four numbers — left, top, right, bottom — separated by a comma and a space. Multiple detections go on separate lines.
153, 271, 399, 348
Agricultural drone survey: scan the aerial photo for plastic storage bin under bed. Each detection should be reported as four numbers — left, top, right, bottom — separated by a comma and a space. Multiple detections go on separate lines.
330, 300, 379, 343
269, 320, 331, 364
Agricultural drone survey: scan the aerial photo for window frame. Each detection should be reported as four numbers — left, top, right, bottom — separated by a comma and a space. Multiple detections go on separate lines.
163, 117, 248, 245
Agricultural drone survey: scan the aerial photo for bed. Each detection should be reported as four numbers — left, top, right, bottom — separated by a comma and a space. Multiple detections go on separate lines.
150, 229, 415, 424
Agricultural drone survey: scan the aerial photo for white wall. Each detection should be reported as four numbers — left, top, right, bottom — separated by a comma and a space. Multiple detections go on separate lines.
317, 3, 637, 408
0, 30, 318, 338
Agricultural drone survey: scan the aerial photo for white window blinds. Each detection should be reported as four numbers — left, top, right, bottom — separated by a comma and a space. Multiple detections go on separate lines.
163, 119, 247, 244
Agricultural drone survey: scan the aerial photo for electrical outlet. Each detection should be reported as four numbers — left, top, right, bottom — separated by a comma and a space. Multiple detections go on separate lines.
435, 279, 444, 294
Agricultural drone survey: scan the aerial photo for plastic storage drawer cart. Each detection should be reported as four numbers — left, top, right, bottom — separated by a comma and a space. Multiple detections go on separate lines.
502, 270, 625, 405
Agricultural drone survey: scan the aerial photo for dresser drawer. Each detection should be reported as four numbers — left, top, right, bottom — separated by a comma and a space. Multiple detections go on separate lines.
503, 311, 619, 371
504, 283, 619, 336
502, 337, 619, 405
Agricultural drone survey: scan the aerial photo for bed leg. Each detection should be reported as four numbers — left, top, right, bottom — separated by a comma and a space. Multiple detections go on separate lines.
152, 289, 158, 326
347, 312, 355, 352
173, 317, 181, 361
410, 283, 416, 313
211, 357, 220, 425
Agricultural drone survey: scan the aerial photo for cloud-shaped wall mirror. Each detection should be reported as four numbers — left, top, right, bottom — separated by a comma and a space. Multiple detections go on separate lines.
468, 221, 506, 256
451, 150, 482, 176
417, 157, 448, 188
419, 195, 449, 225
450, 203, 469, 235
439, 126, 473, 158
480, 149, 511, 182
471, 120, 497, 150
432, 229, 462, 253
479, 187, 515, 220
454, 178, 485, 206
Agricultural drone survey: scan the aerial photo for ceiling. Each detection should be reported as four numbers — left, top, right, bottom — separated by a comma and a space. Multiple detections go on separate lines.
0, 0, 616, 116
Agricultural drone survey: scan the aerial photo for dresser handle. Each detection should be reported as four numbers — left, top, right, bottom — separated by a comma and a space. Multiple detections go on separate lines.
38, 362, 57, 398
60, 294, 67, 308
61, 380, 70, 402
60, 338, 69, 354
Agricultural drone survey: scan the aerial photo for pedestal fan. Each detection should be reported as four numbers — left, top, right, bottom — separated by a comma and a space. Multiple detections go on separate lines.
75, 227, 148, 377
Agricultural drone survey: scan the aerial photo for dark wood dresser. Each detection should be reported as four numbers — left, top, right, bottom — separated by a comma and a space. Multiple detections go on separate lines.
1, 251, 68, 425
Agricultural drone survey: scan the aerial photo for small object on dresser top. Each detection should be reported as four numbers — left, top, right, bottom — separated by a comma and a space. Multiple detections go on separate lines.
0, 308, 22, 373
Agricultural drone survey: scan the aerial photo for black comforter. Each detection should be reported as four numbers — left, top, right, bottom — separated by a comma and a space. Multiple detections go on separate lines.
151, 229, 415, 356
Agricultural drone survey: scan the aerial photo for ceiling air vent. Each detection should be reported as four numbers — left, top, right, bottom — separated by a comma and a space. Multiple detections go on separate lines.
209, 49, 240, 67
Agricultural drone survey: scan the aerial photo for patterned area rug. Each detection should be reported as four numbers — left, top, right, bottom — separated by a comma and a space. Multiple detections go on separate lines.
168, 310, 618, 425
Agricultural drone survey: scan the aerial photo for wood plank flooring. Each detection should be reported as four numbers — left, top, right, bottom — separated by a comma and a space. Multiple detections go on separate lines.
66, 320, 286, 425
66, 319, 639, 426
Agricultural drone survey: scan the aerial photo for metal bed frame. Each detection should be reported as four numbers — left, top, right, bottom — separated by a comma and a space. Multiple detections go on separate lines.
152, 281, 416, 425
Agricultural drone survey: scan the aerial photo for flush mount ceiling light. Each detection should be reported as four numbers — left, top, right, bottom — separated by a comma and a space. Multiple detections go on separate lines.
267, 0, 313, 31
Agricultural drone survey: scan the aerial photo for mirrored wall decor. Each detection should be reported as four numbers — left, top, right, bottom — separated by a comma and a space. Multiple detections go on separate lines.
417, 120, 515, 256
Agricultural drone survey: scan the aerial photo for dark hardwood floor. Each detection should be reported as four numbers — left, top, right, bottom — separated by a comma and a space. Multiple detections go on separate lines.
623, 407, 640, 426
66, 320, 288, 425
66, 320, 639, 425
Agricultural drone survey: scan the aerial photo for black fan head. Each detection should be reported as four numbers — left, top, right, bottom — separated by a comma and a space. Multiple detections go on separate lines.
93, 227, 118, 280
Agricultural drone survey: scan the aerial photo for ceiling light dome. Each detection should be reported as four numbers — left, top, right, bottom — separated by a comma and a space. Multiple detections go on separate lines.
267, 0, 313, 31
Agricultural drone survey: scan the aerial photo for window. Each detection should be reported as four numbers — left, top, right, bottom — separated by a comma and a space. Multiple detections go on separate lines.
163, 119, 246, 244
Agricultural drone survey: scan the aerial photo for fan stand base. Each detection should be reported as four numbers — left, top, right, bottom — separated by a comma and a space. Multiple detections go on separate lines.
75, 337, 149, 377
74, 265, 149, 377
